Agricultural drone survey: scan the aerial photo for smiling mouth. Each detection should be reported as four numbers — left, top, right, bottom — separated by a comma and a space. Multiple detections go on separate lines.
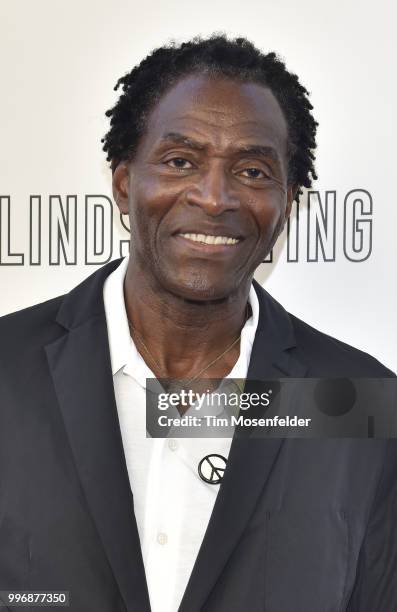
177, 232, 241, 246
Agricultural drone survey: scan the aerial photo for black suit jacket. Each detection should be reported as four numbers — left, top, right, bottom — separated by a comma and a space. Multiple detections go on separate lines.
0, 257, 396, 612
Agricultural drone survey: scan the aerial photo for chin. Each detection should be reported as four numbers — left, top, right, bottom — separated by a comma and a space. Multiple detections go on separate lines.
164, 272, 233, 303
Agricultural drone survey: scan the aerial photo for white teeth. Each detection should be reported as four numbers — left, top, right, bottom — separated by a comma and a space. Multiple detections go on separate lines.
179, 233, 240, 245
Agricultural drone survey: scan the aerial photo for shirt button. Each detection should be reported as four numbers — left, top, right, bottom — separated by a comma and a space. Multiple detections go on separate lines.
168, 439, 178, 451
157, 532, 168, 545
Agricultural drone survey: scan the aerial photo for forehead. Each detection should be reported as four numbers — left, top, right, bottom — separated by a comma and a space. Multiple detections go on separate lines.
138, 73, 289, 157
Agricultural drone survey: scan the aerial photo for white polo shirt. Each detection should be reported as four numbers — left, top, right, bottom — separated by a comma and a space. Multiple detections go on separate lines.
103, 257, 259, 612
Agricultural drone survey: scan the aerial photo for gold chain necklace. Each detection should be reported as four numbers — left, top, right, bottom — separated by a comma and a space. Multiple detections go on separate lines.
127, 303, 250, 384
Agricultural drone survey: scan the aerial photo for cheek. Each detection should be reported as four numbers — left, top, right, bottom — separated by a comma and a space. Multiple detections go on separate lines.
131, 175, 183, 219
252, 196, 287, 239
128, 179, 175, 239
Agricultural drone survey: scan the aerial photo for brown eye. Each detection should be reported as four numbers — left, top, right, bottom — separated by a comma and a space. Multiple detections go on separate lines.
166, 158, 193, 169
240, 167, 267, 179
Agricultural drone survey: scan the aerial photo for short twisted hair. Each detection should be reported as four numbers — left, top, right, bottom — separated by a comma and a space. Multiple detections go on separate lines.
102, 34, 318, 202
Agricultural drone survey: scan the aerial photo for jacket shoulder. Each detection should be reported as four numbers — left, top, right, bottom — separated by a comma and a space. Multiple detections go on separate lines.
0, 259, 122, 359
0, 295, 65, 356
289, 312, 395, 377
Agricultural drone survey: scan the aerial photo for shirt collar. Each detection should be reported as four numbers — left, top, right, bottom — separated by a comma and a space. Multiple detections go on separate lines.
103, 257, 259, 386
103, 256, 132, 376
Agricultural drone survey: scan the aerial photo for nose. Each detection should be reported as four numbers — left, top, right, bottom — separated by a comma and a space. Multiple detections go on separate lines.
185, 162, 240, 216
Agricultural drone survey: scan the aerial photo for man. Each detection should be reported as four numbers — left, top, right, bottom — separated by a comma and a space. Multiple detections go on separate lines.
0, 35, 396, 612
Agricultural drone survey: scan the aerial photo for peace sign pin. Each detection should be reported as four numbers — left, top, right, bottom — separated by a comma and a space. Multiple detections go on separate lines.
198, 454, 227, 485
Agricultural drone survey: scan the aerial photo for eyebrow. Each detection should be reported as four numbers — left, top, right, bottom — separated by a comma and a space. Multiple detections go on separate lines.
160, 131, 281, 164
160, 132, 206, 151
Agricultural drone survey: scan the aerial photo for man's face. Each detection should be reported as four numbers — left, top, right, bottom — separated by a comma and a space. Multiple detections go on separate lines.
113, 73, 297, 301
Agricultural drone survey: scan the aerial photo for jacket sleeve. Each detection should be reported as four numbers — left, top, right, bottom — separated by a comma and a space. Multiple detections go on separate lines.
347, 440, 397, 611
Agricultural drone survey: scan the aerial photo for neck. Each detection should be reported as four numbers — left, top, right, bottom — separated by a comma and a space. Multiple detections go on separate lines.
123, 260, 252, 380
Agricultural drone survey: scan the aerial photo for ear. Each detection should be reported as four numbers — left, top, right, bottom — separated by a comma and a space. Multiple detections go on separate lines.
112, 161, 131, 215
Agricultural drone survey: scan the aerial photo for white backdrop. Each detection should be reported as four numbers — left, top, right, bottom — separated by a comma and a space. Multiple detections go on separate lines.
0, 0, 396, 371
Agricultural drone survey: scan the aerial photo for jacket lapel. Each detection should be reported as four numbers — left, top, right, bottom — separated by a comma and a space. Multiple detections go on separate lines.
45, 259, 151, 612
179, 280, 308, 611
